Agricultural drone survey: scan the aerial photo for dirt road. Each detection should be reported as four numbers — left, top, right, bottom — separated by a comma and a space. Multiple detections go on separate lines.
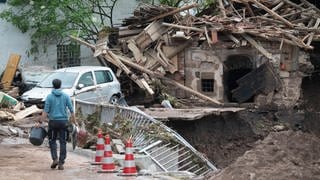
0, 139, 138, 180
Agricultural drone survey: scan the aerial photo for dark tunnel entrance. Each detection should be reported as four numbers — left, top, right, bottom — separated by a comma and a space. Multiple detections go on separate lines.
224, 55, 254, 102
302, 41, 320, 111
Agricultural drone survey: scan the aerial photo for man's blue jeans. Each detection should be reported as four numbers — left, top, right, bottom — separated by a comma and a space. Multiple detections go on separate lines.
48, 120, 68, 165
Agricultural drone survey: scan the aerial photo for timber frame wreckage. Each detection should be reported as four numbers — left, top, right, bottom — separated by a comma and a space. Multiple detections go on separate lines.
71, 0, 320, 109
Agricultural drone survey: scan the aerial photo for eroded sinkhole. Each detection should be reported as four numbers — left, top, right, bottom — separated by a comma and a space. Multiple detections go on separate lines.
165, 111, 268, 168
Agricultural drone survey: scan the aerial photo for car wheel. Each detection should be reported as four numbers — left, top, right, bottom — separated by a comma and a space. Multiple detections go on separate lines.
109, 95, 119, 105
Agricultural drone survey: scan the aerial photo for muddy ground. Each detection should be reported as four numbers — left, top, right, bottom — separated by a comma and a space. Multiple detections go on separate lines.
167, 110, 320, 180
208, 131, 320, 180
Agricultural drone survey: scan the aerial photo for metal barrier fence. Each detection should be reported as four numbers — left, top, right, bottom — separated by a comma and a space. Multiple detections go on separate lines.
76, 99, 218, 176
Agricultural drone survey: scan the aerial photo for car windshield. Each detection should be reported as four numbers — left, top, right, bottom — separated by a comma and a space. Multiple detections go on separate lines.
23, 71, 52, 83
38, 72, 78, 88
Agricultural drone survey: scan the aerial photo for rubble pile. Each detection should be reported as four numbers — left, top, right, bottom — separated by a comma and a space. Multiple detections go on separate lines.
0, 104, 40, 142
71, 0, 320, 106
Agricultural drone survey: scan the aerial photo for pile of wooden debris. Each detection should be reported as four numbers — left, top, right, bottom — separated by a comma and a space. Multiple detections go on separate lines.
71, 0, 320, 105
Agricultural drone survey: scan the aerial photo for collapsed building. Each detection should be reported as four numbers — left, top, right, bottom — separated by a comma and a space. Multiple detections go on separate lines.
72, 0, 319, 109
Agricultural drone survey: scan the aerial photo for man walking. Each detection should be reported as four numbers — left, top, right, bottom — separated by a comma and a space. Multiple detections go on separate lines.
40, 79, 76, 170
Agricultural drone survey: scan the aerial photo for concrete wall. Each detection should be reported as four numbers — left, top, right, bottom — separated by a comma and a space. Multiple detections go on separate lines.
0, 0, 138, 74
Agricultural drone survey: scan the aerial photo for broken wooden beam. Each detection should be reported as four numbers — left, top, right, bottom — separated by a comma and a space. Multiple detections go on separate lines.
147, 3, 198, 22
68, 35, 95, 49
263, 1, 284, 17
306, 18, 320, 46
249, 0, 294, 27
218, 0, 227, 17
242, 34, 278, 63
300, 0, 320, 15
162, 22, 205, 32
1, 54, 21, 90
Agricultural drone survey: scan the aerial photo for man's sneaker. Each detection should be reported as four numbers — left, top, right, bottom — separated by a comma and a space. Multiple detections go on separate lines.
50, 160, 58, 169
58, 164, 64, 170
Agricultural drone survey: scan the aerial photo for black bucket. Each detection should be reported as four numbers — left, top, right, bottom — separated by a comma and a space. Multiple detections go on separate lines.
29, 127, 47, 146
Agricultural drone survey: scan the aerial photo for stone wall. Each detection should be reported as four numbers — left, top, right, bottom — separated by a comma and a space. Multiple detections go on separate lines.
172, 39, 311, 108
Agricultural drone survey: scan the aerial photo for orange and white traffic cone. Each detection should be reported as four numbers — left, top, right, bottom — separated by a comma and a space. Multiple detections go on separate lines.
98, 135, 118, 173
118, 138, 138, 176
91, 130, 104, 165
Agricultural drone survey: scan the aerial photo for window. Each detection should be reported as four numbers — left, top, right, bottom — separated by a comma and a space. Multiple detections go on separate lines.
94, 70, 113, 84
78, 72, 94, 87
39, 72, 78, 88
201, 79, 214, 92
57, 44, 80, 68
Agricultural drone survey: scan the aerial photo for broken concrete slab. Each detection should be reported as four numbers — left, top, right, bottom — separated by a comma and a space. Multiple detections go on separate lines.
142, 107, 245, 121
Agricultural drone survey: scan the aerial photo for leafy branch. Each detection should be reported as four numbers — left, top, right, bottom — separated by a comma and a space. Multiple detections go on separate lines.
0, 0, 119, 54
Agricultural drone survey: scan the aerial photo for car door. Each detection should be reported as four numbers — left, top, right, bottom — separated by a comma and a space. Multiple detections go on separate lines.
94, 69, 116, 103
74, 71, 97, 102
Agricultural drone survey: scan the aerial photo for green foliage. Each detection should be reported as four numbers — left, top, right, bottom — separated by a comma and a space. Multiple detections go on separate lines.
0, 0, 118, 54
159, 0, 183, 7
150, 0, 217, 15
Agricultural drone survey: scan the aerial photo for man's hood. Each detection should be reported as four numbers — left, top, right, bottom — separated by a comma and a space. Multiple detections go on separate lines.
52, 89, 63, 96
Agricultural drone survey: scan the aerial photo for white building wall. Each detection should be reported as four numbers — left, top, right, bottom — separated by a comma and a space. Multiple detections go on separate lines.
0, 0, 138, 74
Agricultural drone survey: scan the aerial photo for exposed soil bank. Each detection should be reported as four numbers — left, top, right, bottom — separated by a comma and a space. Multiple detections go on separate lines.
208, 130, 320, 180
166, 110, 278, 168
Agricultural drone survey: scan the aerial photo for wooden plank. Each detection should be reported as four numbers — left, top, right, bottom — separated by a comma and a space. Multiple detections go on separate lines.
307, 18, 320, 46
162, 22, 205, 32
218, 0, 226, 17
211, 30, 219, 44
225, 33, 240, 45
204, 26, 213, 46
1, 54, 21, 89
135, 21, 168, 50
118, 28, 142, 37
111, 139, 125, 154
249, 0, 294, 27
244, 2, 255, 17
157, 42, 177, 73
242, 34, 278, 62
300, 0, 320, 15
282, 0, 304, 10
140, 78, 154, 95
127, 39, 145, 63
263, 1, 284, 17
14, 105, 42, 121
68, 35, 95, 49
232, 62, 281, 103
147, 3, 198, 22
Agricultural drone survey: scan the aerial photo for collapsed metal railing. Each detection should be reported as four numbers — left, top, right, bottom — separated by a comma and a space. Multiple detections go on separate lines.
76, 99, 218, 176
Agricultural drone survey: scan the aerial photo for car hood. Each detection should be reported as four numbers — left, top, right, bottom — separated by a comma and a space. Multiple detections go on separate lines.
21, 87, 74, 101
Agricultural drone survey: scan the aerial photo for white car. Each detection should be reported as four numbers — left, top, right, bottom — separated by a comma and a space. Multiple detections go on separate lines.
21, 66, 122, 106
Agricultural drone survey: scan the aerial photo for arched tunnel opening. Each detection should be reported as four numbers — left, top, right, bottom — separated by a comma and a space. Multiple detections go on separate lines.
302, 41, 320, 111
223, 55, 254, 102
301, 41, 320, 137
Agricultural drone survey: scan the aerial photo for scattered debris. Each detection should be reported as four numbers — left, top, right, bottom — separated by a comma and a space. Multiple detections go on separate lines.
1, 54, 21, 90
70, 0, 320, 107
14, 105, 42, 121
0, 111, 15, 122
0, 91, 18, 107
